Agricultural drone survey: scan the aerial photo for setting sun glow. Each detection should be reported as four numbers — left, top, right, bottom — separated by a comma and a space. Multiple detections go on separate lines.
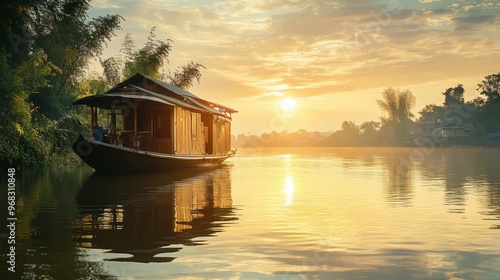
281, 98, 296, 112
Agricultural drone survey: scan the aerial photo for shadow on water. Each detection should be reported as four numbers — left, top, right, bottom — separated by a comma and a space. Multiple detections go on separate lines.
328, 148, 415, 206
414, 148, 500, 227
74, 166, 238, 263
0, 165, 117, 279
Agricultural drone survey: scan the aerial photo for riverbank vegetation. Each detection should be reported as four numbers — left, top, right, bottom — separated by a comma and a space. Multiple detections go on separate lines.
1, 0, 121, 168
0, 1, 203, 168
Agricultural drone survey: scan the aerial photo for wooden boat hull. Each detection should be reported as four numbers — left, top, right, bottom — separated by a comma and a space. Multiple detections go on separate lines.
72, 134, 234, 173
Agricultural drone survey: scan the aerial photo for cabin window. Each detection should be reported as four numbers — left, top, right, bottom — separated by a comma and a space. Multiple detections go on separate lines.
191, 113, 197, 140
153, 110, 170, 138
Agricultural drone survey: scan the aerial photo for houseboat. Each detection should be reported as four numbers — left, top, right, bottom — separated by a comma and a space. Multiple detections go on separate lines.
72, 73, 237, 173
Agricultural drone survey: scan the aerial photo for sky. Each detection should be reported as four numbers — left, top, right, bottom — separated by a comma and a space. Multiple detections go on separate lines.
87, 0, 500, 135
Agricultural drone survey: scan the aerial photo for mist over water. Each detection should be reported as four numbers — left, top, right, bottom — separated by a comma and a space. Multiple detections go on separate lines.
2, 147, 500, 279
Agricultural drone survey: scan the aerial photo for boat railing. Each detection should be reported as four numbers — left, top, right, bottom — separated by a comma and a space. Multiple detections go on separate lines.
92, 126, 152, 151
118, 130, 151, 151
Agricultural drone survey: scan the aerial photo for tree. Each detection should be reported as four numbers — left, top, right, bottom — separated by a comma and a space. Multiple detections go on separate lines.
0, 0, 35, 65
102, 27, 205, 90
443, 84, 464, 107
360, 121, 380, 145
465, 97, 487, 140
0, 49, 57, 166
341, 120, 359, 132
0, 0, 121, 166
476, 73, 500, 131
168, 61, 206, 90
376, 87, 416, 145
30, 0, 122, 118
466, 97, 486, 109
418, 104, 444, 123
325, 121, 362, 146
477, 72, 500, 103
121, 28, 172, 79
360, 121, 380, 133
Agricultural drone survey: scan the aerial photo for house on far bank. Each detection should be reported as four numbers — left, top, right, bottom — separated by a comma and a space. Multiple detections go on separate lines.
412, 122, 438, 145
411, 118, 473, 146
437, 118, 473, 146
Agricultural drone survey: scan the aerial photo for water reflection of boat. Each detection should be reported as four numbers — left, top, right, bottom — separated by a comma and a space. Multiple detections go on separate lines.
74, 166, 237, 263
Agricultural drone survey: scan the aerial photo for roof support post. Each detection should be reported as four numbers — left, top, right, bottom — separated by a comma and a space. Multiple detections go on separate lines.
90, 106, 94, 138
134, 107, 138, 147
110, 111, 117, 144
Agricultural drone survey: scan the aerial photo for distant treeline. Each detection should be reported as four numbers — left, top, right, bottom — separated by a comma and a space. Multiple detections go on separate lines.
236, 80, 500, 148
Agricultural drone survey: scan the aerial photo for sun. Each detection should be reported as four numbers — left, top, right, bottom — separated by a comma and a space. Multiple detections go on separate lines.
281, 98, 296, 112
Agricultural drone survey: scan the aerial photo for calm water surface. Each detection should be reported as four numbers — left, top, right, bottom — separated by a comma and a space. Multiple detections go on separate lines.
1, 147, 500, 279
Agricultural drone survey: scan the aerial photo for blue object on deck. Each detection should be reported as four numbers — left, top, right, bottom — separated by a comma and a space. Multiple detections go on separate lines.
92, 126, 107, 142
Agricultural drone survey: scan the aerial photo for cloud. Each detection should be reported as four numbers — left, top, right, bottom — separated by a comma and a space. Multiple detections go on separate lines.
90, 0, 500, 104
453, 14, 499, 30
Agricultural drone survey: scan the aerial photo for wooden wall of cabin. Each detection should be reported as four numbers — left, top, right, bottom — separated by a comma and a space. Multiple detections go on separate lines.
119, 104, 231, 155
174, 107, 206, 155
201, 114, 213, 154
151, 106, 173, 154
212, 116, 232, 155
225, 120, 231, 152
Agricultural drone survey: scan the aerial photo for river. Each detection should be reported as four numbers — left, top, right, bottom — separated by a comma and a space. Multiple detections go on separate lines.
1, 147, 499, 279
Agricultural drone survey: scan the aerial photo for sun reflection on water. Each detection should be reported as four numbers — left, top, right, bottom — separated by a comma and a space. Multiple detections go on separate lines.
281, 153, 294, 206
284, 176, 294, 206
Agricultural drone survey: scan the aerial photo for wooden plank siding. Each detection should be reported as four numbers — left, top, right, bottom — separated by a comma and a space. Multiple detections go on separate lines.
212, 116, 232, 155
201, 114, 213, 154
174, 107, 206, 155
151, 106, 173, 154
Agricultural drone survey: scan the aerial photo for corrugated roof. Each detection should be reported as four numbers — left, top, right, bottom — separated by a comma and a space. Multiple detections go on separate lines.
149, 75, 200, 99
130, 73, 237, 113
74, 73, 237, 116
125, 84, 212, 113
73, 92, 175, 108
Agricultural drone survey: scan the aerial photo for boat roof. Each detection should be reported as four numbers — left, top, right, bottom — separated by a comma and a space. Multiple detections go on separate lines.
73, 92, 176, 108
73, 73, 237, 116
